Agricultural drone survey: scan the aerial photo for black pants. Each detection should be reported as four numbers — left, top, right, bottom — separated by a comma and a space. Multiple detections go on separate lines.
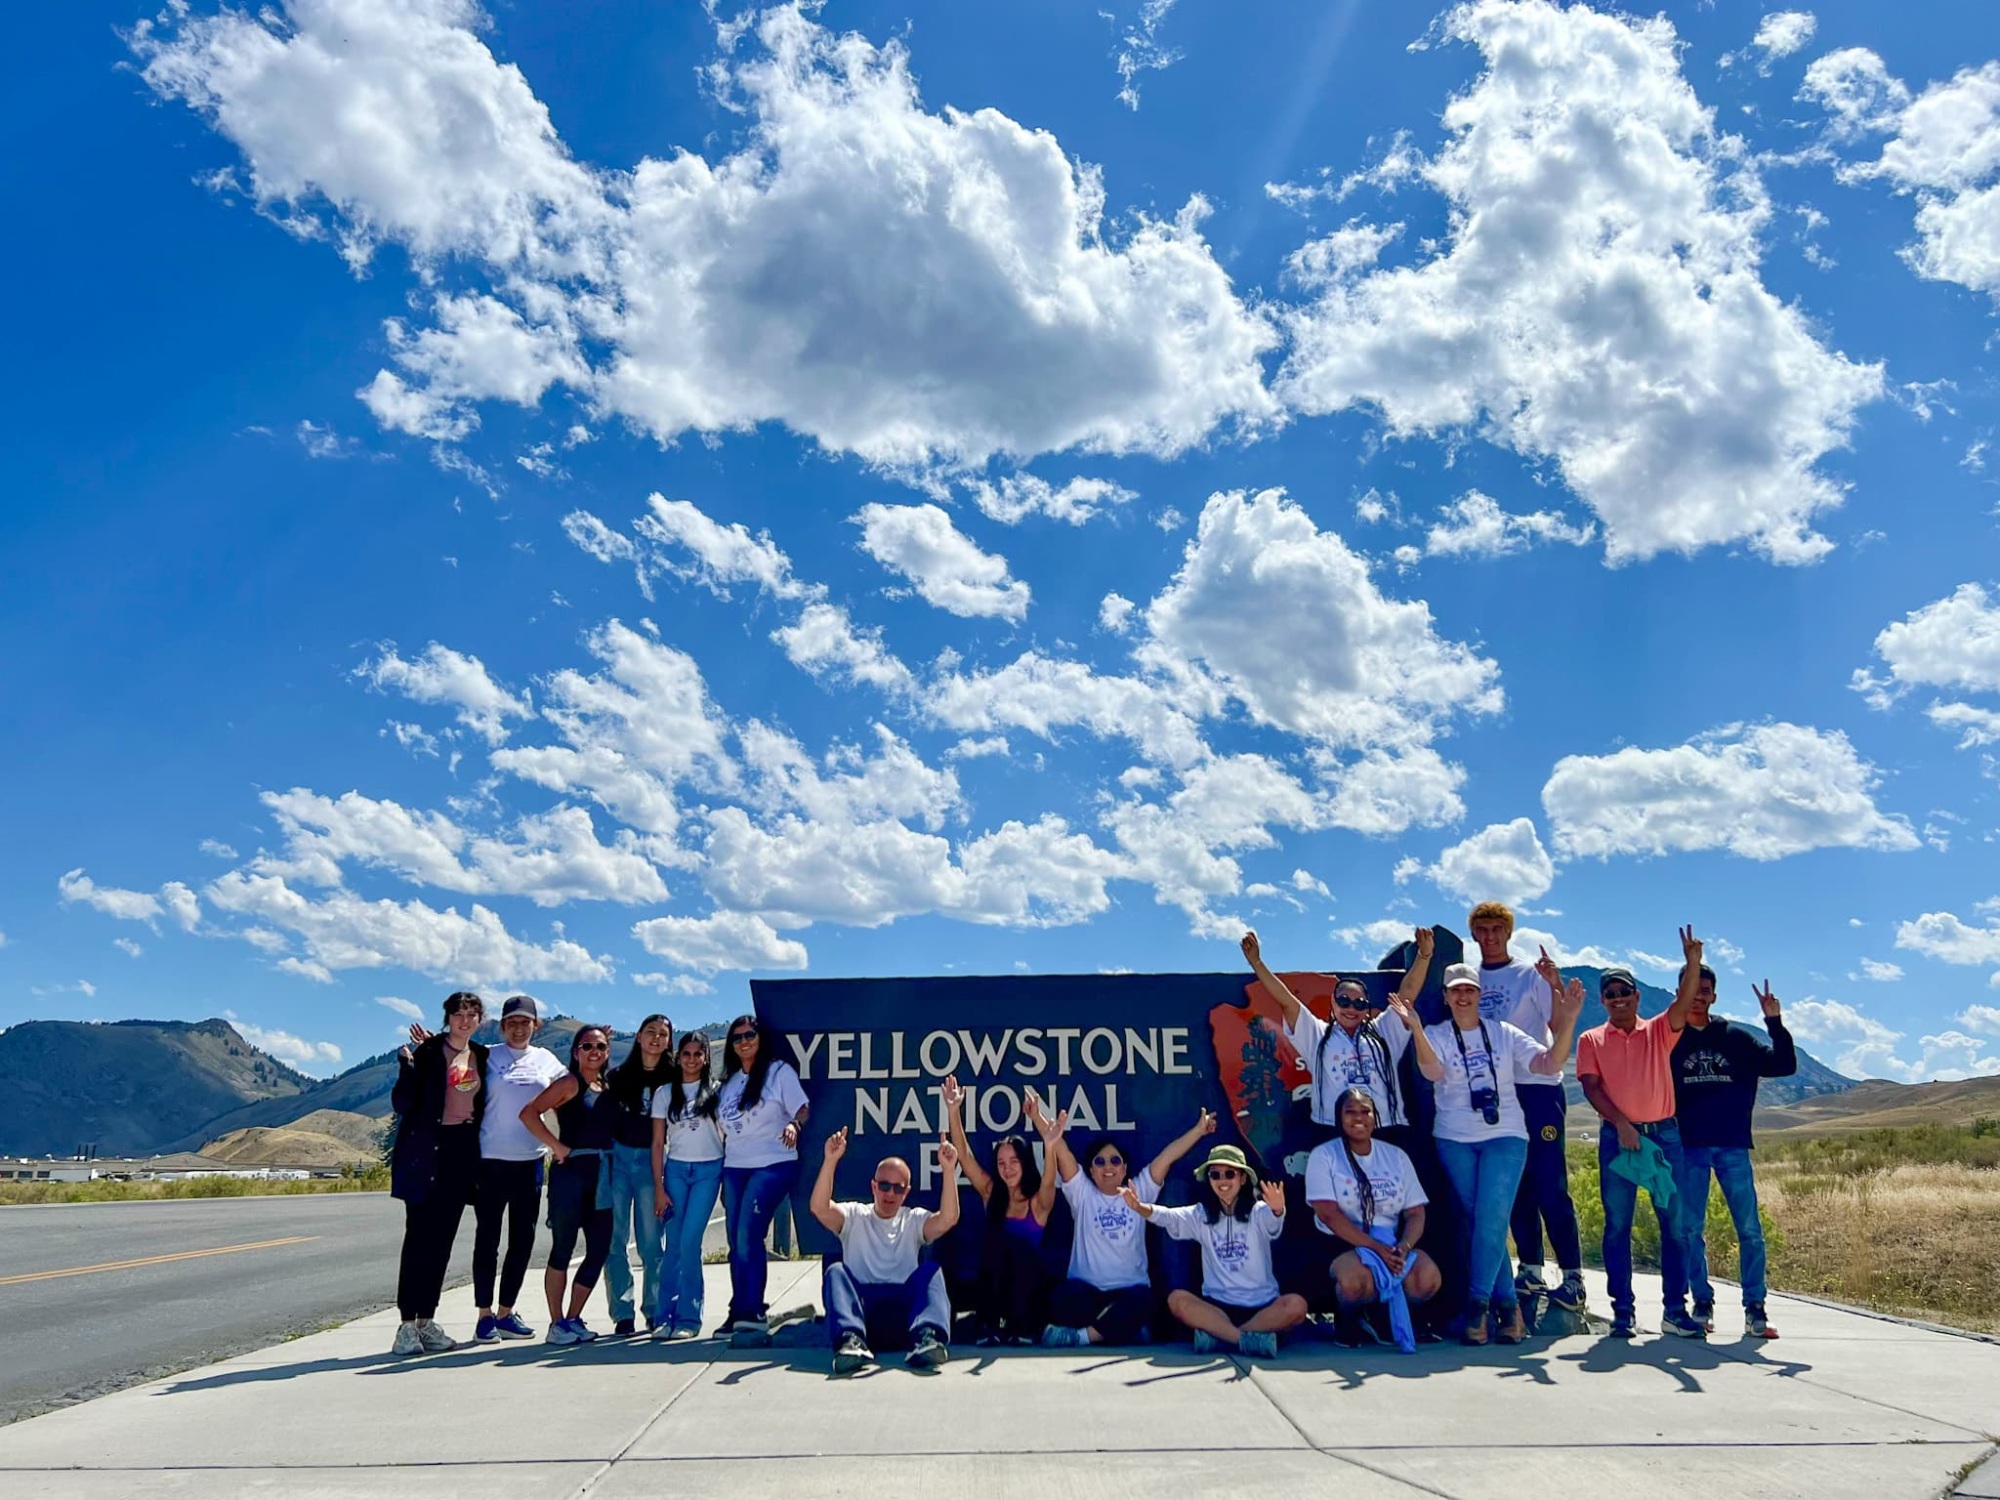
1048, 1278, 1151, 1344
1509, 1085, 1582, 1272
978, 1226, 1051, 1338
396, 1125, 478, 1321
473, 1157, 543, 1309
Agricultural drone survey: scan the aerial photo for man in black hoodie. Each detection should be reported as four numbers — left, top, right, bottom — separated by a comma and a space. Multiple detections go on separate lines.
1672, 967, 1794, 1341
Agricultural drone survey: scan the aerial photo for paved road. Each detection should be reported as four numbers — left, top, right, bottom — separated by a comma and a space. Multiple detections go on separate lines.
0, 1194, 480, 1425
0, 1192, 733, 1426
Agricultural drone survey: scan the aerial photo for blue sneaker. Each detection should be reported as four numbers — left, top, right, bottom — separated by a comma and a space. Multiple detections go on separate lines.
570, 1318, 599, 1343
1237, 1330, 1278, 1359
475, 1314, 500, 1343
1039, 1326, 1091, 1348
492, 1312, 534, 1340
1190, 1329, 1217, 1355
1661, 1312, 1707, 1341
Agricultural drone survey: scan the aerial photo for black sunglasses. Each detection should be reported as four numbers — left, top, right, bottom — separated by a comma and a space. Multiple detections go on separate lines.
1333, 992, 1367, 1008
1091, 1154, 1125, 1169
729, 1028, 760, 1043
1205, 1167, 1244, 1181
873, 1180, 909, 1194
577, 1041, 609, 1052
1602, 984, 1637, 999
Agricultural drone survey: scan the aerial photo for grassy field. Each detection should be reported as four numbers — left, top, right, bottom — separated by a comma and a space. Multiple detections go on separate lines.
1567, 1120, 2000, 1333
0, 1164, 391, 1206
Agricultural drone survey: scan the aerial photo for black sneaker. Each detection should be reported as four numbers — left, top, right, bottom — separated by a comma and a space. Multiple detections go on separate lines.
906, 1329, 950, 1372
1745, 1304, 1779, 1339
1693, 1302, 1715, 1333
832, 1335, 874, 1376
612, 1318, 636, 1338
1608, 1311, 1637, 1339
1547, 1274, 1586, 1312
1661, 1312, 1708, 1341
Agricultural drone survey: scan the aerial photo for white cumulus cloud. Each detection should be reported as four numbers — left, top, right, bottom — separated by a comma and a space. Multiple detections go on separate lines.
1412, 817, 1556, 906
853, 504, 1030, 620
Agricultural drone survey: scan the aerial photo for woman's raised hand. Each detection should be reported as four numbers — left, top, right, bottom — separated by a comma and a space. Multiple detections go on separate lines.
1195, 1108, 1218, 1137
1119, 1182, 1144, 1212
1260, 1178, 1285, 1214
941, 1075, 964, 1116
1239, 930, 1262, 968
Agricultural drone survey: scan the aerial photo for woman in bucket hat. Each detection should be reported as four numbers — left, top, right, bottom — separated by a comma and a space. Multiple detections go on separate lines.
1121, 1143, 1307, 1358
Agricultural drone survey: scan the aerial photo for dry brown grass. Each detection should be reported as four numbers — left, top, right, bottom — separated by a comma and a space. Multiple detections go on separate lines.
1756, 1159, 2000, 1332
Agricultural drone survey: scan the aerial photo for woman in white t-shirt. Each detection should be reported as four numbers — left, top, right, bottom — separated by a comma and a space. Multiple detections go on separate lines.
1034, 1105, 1218, 1347
1121, 1143, 1306, 1359
715, 1015, 810, 1343
1304, 1089, 1439, 1342
1408, 960, 1581, 1346
648, 1030, 724, 1341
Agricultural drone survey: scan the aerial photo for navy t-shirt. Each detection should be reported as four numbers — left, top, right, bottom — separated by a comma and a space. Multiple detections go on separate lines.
1671, 1017, 1797, 1150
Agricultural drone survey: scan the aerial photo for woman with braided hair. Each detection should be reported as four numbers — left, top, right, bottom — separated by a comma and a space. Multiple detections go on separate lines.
1240, 928, 1434, 1144
1304, 1089, 1440, 1349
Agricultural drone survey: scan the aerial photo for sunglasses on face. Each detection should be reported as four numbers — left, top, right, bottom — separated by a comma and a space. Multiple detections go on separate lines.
1091, 1155, 1125, 1169
1333, 993, 1367, 1009
1205, 1167, 1244, 1181
1603, 984, 1637, 999
729, 1029, 759, 1043
873, 1180, 909, 1194
577, 1041, 609, 1052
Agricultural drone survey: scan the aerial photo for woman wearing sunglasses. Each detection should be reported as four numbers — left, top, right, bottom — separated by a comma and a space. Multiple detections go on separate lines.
1408, 959, 1582, 1345
520, 1024, 619, 1345
388, 990, 490, 1356
941, 1076, 1062, 1344
716, 1015, 810, 1343
1035, 1104, 1218, 1347
1305, 1088, 1440, 1348
1121, 1144, 1306, 1358
649, 1030, 724, 1340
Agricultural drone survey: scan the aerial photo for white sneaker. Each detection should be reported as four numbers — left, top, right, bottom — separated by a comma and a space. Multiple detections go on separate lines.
571, 1318, 599, 1343
392, 1321, 423, 1357
415, 1319, 455, 1353
546, 1319, 581, 1345
649, 1320, 676, 1341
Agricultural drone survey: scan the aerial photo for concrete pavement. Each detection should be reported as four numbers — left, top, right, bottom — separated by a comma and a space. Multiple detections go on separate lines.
0, 1263, 1992, 1499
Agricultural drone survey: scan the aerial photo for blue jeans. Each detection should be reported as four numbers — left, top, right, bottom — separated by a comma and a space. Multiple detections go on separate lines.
722, 1159, 799, 1323
1436, 1134, 1529, 1312
823, 1260, 951, 1352
1676, 1145, 1766, 1308
1598, 1121, 1691, 1318
656, 1155, 724, 1331
605, 1143, 662, 1323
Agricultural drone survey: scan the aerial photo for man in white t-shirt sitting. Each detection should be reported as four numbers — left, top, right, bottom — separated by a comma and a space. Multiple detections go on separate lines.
809, 1126, 961, 1374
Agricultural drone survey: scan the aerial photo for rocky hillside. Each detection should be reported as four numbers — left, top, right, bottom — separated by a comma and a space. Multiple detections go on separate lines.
201, 1109, 386, 1167
0, 1019, 310, 1157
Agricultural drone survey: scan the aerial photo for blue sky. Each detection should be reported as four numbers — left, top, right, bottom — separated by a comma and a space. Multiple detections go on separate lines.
6, 0, 1999, 1082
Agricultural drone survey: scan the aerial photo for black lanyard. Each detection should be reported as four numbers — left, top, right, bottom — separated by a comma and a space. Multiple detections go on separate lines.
1449, 1019, 1497, 1102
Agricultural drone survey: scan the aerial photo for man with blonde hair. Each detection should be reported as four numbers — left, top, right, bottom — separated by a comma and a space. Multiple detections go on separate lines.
1467, 900, 1585, 1315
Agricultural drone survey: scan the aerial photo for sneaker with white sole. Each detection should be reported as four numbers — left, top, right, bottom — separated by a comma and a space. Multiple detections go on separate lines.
1514, 1266, 1547, 1297
1693, 1302, 1716, 1333
1237, 1330, 1278, 1359
1745, 1304, 1779, 1339
474, 1314, 500, 1343
671, 1325, 702, 1341
546, 1319, 581, 1346
650, 1320, 677, 1342
1040, 1325, 1091, 1348
1547, 1274, 1587, 1312
414, 1320, 455, 1353
832, 1334, 874, 1376
906, 1329, 950, 1371
729, 1318, 771, 1348
391, 1321, 424, 1357
492, 1312, 534, 1340
1661, 1312, 1708, 1340
570, 1318, 599, 1343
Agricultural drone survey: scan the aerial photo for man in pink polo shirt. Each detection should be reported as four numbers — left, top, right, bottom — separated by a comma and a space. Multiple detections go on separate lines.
1576, 926, 1702, 1341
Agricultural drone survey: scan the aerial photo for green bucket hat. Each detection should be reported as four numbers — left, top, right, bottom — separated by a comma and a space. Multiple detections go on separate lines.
1194, 1144, 1259, 1188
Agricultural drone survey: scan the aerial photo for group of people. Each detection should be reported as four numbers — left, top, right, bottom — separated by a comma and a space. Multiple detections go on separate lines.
388, 1001, 808, 1354
386, 899, 1795, 1371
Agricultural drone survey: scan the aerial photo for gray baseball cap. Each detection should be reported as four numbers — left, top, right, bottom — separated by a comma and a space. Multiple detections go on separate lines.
1442, 962, 1482, 991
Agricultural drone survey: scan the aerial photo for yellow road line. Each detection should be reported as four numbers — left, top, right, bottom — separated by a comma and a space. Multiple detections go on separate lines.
0, 1235, 318, 1286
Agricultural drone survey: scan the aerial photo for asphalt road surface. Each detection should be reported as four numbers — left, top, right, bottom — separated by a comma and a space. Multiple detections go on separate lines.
0, 1194, 487, 1426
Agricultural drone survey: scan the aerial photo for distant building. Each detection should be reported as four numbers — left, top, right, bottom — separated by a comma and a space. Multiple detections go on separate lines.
0, 1154, 308, 1183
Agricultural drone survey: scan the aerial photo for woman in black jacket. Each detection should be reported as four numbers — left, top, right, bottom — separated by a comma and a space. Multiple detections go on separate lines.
390, 990, 490, 1357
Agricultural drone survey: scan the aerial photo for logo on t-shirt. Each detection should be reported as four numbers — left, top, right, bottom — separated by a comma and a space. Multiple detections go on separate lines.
1092, 1203, 1136, 1239
1212, 1230, 1250, 1266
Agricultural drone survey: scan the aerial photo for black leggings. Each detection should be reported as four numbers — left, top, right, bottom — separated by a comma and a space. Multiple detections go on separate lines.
978, 1225, 1052, 1337
1048, 1278, 1152, 1344
474, 1157, 542, 1309
396, 1126, 478, 1321
1510, 1084, 1583, 1271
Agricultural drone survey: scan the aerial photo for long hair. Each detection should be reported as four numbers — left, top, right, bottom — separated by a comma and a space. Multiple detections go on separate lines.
610, 1013, 676, 1097
1195, 1160, 1259, 1225
568, 1024, 611, 1084
1316, 997, 1399, 1122
720, 1014, 786, 1112
1334, 1087, 1381, 1232
984, 1134, 1043, 1229
666, 1030, 718, 1122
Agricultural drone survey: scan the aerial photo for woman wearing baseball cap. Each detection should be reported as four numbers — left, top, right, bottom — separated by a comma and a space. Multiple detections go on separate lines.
1121, 1143, 1307, 1358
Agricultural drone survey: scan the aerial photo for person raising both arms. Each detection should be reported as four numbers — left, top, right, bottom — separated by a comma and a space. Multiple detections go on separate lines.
649, 1030, 725, 1341
1467, 901, 1588, 1315
1411, 955, 1583, 1346
388, 990, 489, 1356
1239, 927, 1433, 1147
520, 1025, 619, 1345
941, 1077, 1061, 1345
603, 1013, 675, 1336
810, 1126, 961, 1375
1305, 1086, 1440, 1349
1123, 1145, 1306, 1359
1036, 1105, 1218, 1348
1674, 972, 1793, 1339
716, 1015, 811, 1345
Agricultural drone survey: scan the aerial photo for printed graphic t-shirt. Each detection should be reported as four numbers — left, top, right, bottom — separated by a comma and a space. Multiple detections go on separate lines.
1422, 1019, 1546, 1143
1478, 957, 1562, 1087
1061, 1167, 1161, 1290
1304, 1137, 1427, 1243
479, 1044, 569, 1161
1287, 1005, 1413, 1128
718, 1061, 809, 1169
650, 1085, 725, 1162
1147, 1200, 1282, 1306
